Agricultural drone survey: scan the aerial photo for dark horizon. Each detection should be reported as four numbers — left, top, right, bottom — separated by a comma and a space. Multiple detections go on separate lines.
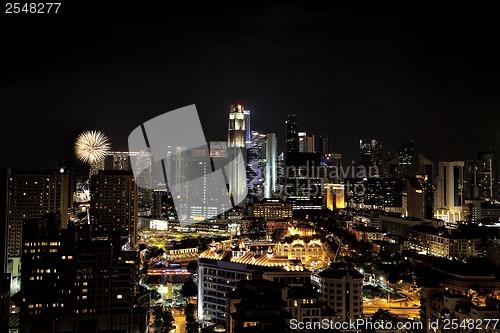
2, 0, 500, 169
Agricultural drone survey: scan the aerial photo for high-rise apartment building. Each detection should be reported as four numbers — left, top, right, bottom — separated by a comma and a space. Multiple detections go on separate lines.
111, 151, 153, 214
20, 214, 76, 331
90, 170, 138, 247
7, 169, 69, 256
19, 214, 144, 332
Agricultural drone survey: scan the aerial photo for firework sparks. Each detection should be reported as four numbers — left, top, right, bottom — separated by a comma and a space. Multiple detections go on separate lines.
75, 130, 110, 164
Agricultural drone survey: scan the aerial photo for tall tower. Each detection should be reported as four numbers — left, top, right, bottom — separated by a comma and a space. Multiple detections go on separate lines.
227, 104, 248, 206
436, 161, 464, 223
228, 104, 247, 148
359, 139, 382, 178
477, 149, 497, 200
7, 169, 69, 256
265, 133, 277, 198
244, 109, 251, 148
286, 115, 299, 154
319, 135, 330, 156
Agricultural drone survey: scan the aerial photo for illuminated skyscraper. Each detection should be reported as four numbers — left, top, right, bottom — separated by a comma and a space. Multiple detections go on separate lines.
246, 131, 266, 202
228, 104, 247, 148
265, 133, 277, 198
435, 161, 464, 223
244, 109, 251, 147
286, 115, 299, 154
7, 169, 69, 256
227, 104, 248, 205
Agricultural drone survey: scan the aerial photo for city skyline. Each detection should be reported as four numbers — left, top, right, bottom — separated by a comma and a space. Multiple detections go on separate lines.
2, 1, 500, 168
3, 2, 500, 332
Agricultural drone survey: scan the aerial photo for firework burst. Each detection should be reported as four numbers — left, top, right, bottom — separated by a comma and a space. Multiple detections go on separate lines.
75, 130, 111, 164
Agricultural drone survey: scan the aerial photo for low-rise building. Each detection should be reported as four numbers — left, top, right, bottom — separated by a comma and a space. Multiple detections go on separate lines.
405, 224, 485, 259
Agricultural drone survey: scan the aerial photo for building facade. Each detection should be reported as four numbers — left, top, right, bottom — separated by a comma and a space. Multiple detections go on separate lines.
7, 169, 69, 256
90, 170, 138, 248
197, 241, 310, 329
318, 268, 364, 321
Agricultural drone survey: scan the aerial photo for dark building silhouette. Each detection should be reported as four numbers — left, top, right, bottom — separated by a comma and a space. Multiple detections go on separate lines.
19, 214, 145, 332
90, 170, 138, 248
477, 149, 497, 201
284, 153, 323, 210
405, 176, 435, 219
285, 115, 299, 154
319, 135, 330, 156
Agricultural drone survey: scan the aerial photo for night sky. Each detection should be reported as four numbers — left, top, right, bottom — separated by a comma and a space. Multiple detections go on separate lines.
1, 0, 500, 169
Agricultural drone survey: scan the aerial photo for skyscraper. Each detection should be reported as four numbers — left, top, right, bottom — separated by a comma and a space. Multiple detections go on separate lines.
0, 169, 8, 273
20, 213, 75, 331
90, 170, 138, 248
244, 109, 251, 147
436, 161, 464, 223
19, 214, 145, 332
110, 151, 153, 214
265, 133, 277, 198
463, 160, 479, 199
477, 149, 497, 201
319, 135, 330, 156
359, 139, 382, 178
246, 131, 267, 203
227, 104, 248, 205
284, 153, 323, 210
286, 115, 299, 154
228, 104, 247, 148
297, 132, 315, 153
7, 169, 69, 256
404, 176, 435, 219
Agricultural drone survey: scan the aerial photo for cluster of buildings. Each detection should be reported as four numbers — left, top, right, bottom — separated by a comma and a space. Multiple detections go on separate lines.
197, 239, 363, 331
1, 103, 500, 333
1, 169, 145, 332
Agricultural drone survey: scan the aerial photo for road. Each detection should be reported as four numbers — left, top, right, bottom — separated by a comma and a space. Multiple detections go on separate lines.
172, 308, 187, 333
